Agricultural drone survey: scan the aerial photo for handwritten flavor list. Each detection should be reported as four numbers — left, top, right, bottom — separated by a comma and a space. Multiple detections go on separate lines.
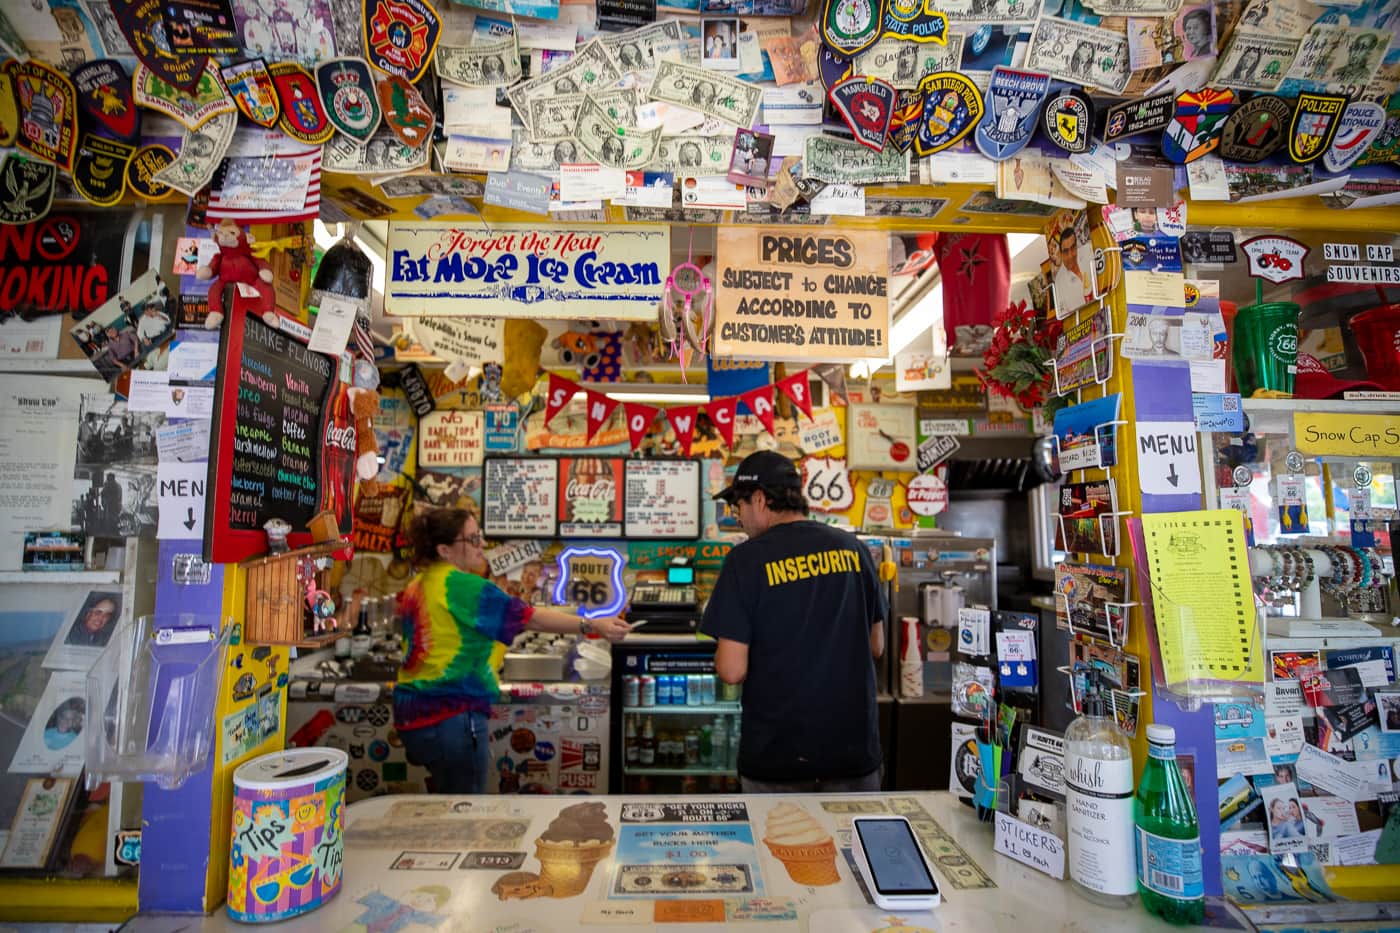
483, 458, 559, 538
624, 460, 701, 539
229, 315, 333, 530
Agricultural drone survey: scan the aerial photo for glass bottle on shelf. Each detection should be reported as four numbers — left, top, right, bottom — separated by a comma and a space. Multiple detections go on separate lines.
699, 723, 713, 766
727, 718, 740, 770
684, 728, 700, 766
711, 716, 727, 769
639, 716, 656, 767
624, 716, 639, 767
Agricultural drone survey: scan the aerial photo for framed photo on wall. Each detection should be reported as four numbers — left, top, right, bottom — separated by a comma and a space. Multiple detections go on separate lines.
845, 402, 919, 472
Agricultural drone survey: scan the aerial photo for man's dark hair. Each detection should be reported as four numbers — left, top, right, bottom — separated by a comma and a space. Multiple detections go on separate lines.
1059, 228, 1077, 246
753, 484, 809, 516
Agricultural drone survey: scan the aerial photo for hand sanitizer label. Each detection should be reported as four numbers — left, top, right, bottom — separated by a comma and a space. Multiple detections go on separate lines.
1066, 754, 1136, 896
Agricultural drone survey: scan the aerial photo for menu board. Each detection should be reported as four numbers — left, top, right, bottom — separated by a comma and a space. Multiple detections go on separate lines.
624, 459, 702, 539
482, 457, 559, 538
206, 304, 353, 562
482, 457, 702, 541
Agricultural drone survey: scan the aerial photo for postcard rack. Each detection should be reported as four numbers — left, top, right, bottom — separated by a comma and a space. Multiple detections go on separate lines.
1046, 417, 1128, 475
1054, 585, 1139, 650
1056, 662, 1147, 730
1052, 507, 1133, 560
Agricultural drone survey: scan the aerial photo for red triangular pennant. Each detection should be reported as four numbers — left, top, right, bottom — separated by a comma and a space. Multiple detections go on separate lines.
544, 373, 580, 426
776, 370, 813, 420
738, 385, 776, 435
584, 389, 619, 441
622, 402, 659, 452
666, 405, 699, 457
705, 396, 739, 447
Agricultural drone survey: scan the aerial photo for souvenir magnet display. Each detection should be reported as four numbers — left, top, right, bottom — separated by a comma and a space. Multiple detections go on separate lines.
316, 58, 383, 143
1101, 92, 1173, 143
974, 67, 1049, 161
913, 71, 983, 156
70, 60, 139, 143
270, 62, 334, 145
1288, 92, 1347, 164
0, 157, 57, 225
221, 59, 280, 128
1042, 86, 1093, 154
1218, 94, 1290, 164
72, 134, 135, 207
828, 76, 896, 151
1321, 101, 1385, 173
375, 72, 434, 148
821, 0, 884, 57
1161, 87, 1234, 164
363, 0, 443, 83
4, 60, 78, 170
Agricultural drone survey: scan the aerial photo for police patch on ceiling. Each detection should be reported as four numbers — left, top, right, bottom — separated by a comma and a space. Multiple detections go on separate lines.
913, 71, 983, 157
1161, 87, 1234, 164
829, 76, 897, 151
821, 0, 885, 57
363, 0, 443, 84
974, 67, 1049, 162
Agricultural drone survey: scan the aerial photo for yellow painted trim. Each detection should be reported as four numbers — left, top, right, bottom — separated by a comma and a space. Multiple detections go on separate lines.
1321, 864, 1400, 900
0, 877, 138, 923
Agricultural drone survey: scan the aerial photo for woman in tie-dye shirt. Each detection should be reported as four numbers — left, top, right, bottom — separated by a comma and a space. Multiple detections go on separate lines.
395, 508, 630, 793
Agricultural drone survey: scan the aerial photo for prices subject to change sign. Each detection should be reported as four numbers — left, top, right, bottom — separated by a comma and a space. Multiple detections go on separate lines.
714, 227, 890, 362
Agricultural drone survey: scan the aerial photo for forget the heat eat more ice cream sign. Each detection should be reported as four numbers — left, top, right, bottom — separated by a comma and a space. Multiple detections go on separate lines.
714, 228, 890, 363
385, 223, 668, 319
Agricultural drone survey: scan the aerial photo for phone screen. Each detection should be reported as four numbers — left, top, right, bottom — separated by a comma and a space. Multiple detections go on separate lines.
856, 819, 938, 896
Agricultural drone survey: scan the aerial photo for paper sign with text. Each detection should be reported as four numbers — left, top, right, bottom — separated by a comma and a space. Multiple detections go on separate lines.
994, 812, 1065, 879
157, 461, 207, 540
1136, 420, 1203, 496
418, 410, 485, 467
714, 227, 890, 362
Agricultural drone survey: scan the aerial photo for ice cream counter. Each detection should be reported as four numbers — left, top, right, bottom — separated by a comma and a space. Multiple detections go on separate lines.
192, 791, 1200, 932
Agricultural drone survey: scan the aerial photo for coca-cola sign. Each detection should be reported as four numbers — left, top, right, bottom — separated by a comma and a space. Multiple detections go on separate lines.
557, 457, 623, 539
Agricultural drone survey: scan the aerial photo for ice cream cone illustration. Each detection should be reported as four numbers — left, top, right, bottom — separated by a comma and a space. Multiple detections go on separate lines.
763, 802, 839, 886
532, 801, 615, 897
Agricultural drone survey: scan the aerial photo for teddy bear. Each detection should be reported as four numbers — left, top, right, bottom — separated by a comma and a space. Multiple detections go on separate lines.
197, 219, 276, 330
348, 359, 382, 493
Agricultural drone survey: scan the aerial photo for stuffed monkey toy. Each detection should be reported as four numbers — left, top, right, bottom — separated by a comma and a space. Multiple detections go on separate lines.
197, 219, 275, 329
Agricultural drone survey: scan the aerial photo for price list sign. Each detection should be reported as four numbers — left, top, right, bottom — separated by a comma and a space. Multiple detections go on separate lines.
624, 459, 701, 539
207, 306, 352, 562
482, 458, 559, 538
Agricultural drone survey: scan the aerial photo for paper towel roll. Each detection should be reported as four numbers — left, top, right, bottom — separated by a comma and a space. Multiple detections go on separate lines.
228, 747, 347, 923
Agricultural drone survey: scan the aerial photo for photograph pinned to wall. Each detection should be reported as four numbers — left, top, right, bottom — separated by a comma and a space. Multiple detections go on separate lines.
1045, 209, 1096, 318
42, 589, 124, 671
71, 465, 158, 538
1379, 689, 1400, 732
727, 128, 774, 187
1261, 781, 1311, 854
8, 670, 88, 775
68, 271, 173, 383
703, 18, 740, 70
75, 394, 161, 467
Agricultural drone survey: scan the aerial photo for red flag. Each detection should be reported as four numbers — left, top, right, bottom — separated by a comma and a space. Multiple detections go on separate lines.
738, 385, 776, 435
775, 370, 813, 420
934, 233, 1010, 353
622, 402, 658, 451
584, 389, 619, 441
544, 373, 580, 426
705, 396, 739, 447
666, 405, 699, 456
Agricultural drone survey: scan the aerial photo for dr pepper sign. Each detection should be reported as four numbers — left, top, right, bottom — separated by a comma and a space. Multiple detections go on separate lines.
714, 228, 890, 362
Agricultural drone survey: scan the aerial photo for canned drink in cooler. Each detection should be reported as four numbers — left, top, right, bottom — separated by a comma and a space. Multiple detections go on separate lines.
640, 674, 656, 706
686, 674, 702, 705
623, 675, 640, 707
701, 674, 716, 706
672, 673, 688, 705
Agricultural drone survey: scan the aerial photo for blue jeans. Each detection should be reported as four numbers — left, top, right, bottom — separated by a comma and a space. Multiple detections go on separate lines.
399, 710, 491, 795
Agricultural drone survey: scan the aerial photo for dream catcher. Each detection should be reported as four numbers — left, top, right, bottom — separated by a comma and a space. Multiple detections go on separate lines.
657, 232, 714, 374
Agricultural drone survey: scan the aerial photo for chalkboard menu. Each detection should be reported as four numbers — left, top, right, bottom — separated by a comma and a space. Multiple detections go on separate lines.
482, 457, 559, 538
206, 304, 353, 562
624, 459, 702, 539
482, 456, 701, 541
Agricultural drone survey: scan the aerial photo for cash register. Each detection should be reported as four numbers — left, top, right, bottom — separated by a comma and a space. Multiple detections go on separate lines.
627, 559, 702, 633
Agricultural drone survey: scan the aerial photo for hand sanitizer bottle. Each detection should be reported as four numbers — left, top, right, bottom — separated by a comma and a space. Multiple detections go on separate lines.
1065, 683, 1137, 908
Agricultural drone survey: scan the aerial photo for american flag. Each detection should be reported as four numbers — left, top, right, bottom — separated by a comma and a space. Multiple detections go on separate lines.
205, 148, 322, 223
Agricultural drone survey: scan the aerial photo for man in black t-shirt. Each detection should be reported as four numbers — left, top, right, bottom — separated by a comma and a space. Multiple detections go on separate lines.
702, 450, 886, 793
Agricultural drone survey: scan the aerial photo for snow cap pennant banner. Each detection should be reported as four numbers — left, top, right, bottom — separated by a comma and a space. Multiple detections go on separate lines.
584, 389, 620, 441
706, 396, 739, 447
623, 402, 659, 451
544, 372, 580, 426
776, 369, 813, 419
666, 405, 700, 457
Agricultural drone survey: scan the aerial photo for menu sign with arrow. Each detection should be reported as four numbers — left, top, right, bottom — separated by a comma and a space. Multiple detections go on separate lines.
1135, 420, 1202, 498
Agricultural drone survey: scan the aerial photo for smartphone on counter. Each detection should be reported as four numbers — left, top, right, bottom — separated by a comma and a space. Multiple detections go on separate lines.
851, 816, 941, 911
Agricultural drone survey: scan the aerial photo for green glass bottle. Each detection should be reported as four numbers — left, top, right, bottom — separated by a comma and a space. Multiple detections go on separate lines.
1134, 724, 1204, 925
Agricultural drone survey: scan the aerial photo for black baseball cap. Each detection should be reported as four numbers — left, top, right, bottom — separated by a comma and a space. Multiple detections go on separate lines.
714, 450, 802, 504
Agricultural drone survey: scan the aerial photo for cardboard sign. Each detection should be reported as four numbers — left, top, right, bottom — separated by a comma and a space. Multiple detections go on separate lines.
409, 316, 504, 366
385, 223, 669, 320
157, 460, 207, 540
418, 410, 485, 467
994, 812, 1065, 879
713, 228, 890, 362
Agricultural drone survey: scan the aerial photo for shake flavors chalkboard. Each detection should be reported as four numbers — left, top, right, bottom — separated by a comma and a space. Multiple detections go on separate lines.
206, 304, 355, 562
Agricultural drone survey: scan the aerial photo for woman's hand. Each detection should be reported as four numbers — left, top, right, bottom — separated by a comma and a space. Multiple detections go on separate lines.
589, 615, 632, 643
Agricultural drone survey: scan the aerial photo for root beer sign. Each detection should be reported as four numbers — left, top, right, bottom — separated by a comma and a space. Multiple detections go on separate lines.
714, 227, 890, 362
